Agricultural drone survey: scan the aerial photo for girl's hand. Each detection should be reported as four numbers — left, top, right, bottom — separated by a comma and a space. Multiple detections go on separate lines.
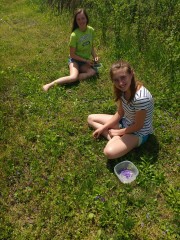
108, 129, 125, 137
94, 56, 99, 63
93, 126, 104, 139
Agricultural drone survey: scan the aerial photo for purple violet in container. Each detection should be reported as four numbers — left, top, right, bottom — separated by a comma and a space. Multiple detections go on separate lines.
120, 169, 133, 178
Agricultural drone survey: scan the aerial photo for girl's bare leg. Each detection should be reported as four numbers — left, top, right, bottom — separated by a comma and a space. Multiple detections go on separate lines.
88, 114, 139, 159
43, 62, 79, 91
78, 64, 96, 81
104, 134, 139, 159
87, 114, 118, 140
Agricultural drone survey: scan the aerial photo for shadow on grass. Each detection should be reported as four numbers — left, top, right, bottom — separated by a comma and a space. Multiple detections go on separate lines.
106, 134, 159, 173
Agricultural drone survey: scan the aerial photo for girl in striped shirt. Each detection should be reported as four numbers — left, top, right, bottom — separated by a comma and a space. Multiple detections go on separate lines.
88, 60, 154, 159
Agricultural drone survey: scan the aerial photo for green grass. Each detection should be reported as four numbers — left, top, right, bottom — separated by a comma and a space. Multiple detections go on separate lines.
0, 0, 179, 239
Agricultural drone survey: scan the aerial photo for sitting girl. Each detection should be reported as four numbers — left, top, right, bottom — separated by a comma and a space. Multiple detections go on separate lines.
88, 60, 154, 159
43, 8, 98, 92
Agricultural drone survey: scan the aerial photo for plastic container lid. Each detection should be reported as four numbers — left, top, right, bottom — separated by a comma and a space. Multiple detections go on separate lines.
114, 160, 139, 184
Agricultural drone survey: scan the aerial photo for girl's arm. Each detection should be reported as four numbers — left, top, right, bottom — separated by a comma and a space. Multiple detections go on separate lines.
102, 104, 124, 130
91, 46, 98, 62
93, 105, 124, 138
70, 47, 93, 65
109, 110, 146, 137
125, 110, 146, 133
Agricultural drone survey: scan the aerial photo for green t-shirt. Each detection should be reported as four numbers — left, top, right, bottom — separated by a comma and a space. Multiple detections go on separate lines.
69, 25, 95, 60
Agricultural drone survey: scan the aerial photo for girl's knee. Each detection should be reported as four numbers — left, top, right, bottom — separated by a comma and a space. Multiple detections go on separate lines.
90, 68, 96, 77
103, 146, 116, 159
86, 68, 96, 78
87, 114, 94, 125
71, 75, 79, 82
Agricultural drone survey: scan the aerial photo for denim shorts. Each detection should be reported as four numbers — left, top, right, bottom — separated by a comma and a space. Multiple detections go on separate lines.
119, 118, 149, 147
137, 134, 149, 147
68, 57, 86, 68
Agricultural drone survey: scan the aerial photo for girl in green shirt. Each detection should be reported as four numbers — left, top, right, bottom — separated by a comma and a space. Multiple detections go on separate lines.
43, 8, 99, 92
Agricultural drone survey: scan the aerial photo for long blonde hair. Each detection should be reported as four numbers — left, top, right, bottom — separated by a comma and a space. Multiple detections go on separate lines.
110, 60, 142, 103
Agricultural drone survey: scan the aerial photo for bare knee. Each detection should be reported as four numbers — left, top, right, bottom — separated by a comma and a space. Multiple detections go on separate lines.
70, 75, 79, 82
87, 114, 95, 125
89, 68, 96, 77
103, 146, 116, 159
79, 68, 96, 81
103, 136, 122, 159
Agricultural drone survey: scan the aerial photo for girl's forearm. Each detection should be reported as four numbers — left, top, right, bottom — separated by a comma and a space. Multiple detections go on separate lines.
91, 47, 97, 59
123, 110, 146, 134
122, 123, 143, 135
103, 112, 121, 130
70, 53, 88, 62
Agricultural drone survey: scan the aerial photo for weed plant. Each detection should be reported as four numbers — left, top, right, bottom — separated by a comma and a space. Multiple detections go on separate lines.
0, 0, 179, 239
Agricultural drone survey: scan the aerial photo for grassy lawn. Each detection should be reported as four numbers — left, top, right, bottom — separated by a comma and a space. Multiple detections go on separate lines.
0, 0, 179, 239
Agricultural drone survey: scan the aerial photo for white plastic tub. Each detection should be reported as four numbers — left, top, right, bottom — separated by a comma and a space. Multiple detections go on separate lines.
114, 160, 139, 184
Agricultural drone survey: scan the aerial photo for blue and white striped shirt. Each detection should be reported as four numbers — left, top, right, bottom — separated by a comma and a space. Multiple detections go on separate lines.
121, 86, 154, 136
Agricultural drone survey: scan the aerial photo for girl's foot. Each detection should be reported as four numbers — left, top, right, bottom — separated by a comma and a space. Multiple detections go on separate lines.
43, 84, 50, 92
